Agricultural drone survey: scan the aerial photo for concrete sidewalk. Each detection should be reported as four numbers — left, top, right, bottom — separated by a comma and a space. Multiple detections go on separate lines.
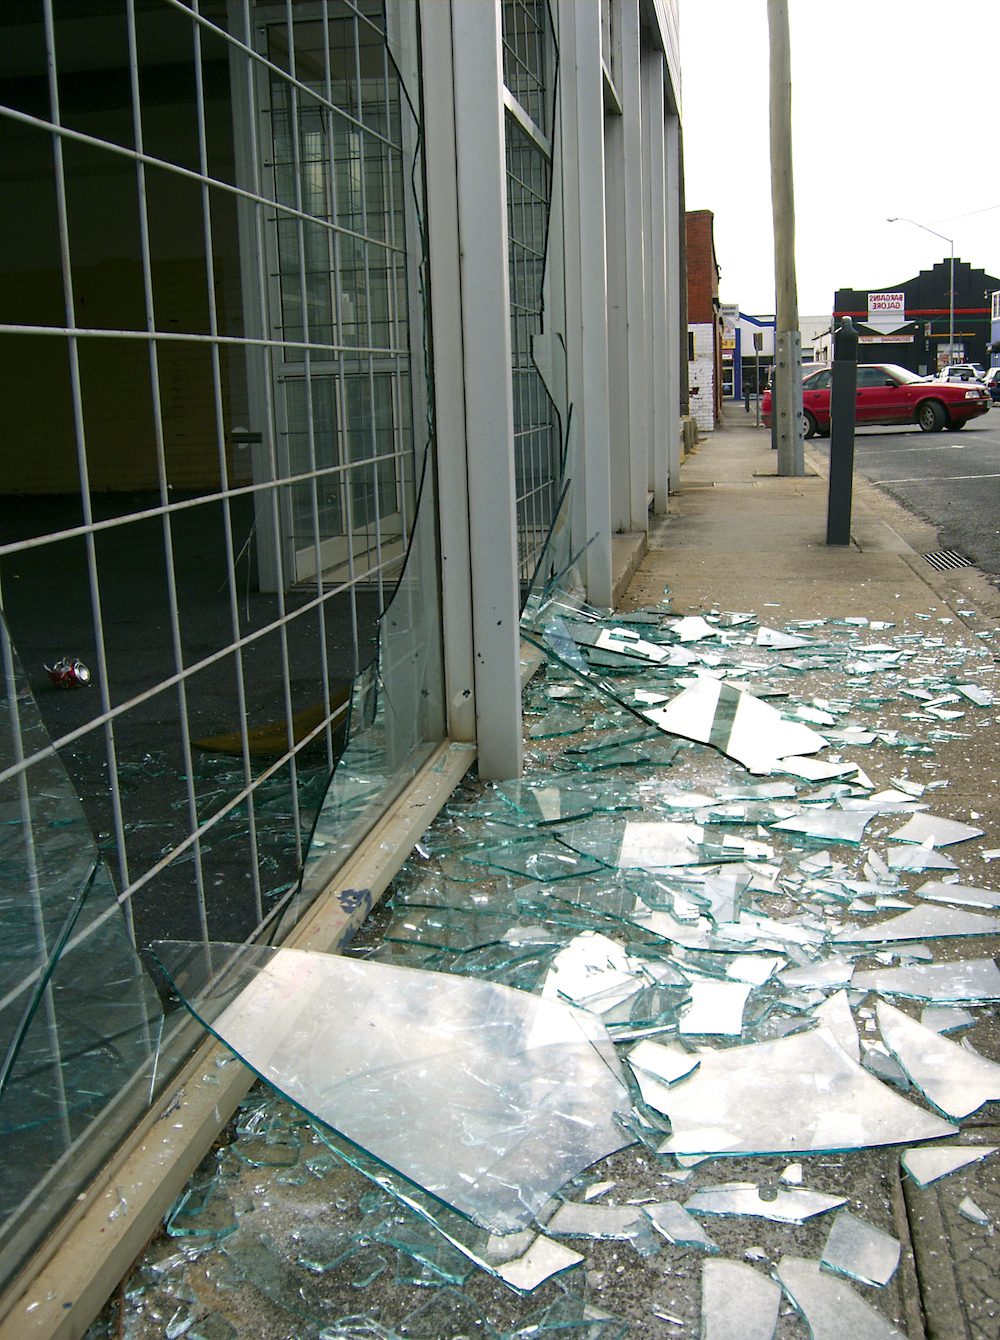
624, 407, 1000, 1340
85, 406, 1000, 1340
630, 405, 1000, 630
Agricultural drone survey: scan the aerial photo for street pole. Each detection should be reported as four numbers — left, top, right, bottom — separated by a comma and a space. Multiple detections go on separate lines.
887, 217, 954, 371
767, 0, 804, 476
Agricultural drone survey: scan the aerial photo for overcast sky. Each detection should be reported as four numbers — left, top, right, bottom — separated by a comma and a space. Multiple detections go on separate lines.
679, 0, 1000, 319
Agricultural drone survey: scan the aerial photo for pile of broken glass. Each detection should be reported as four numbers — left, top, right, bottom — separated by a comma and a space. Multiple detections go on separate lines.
145, 597, 1000, 1340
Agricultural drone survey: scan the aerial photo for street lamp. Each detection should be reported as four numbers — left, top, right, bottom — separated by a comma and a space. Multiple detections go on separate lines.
887, 216, 954, 368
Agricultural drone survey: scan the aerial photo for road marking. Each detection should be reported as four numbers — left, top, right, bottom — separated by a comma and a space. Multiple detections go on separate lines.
870, 472, 1000, 485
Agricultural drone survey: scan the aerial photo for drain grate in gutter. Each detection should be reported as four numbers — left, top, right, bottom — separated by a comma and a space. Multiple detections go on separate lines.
924, 549, 972, 572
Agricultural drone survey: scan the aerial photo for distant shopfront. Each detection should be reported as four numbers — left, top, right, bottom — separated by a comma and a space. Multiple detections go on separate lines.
835, 260, 999, 374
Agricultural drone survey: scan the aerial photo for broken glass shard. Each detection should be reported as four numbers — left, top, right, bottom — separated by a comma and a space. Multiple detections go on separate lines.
775, 1256, 906, 1339
685, 1183, 846, 1224
876, 1002, 1000, 1119
544, 1201, 647, 1240
770, 810, 878, 845
654, 1026, 956, 1159
757, 627, 814, 649
920, 1006, 975, 1033
542, 932, 645, 1014
901, 1144, 998, 1187
852, 958, 1000, 1004
914, 880, 1000, 909
644, 1201, 719, 1253
887, 843, 957, 873
152, 941, 633, 1234
820, 1211, 900, 1287
493, 1235, 583, 1292
701, 1259, 780, 1340
639, 679, 828, 775
627, 1039, 700, 1087
888, 813, 983, 847
779, 959, 854, 991
834, 905, 1000, 944
677, 980, 752, 1036
957, 1197, 991, 1226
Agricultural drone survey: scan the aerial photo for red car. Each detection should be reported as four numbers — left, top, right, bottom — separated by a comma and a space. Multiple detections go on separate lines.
762, 363, 991, 438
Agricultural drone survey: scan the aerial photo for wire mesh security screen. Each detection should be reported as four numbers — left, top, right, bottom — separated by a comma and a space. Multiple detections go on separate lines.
0, 0, 441, 1287
501, 0, 563, 596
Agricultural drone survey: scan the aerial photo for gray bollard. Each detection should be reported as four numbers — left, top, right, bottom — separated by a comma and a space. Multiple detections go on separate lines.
826, 316, 859, 545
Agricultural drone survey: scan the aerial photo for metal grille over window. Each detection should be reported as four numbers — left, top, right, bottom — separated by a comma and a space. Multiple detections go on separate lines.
0, 0, 442, 1285
501, 0, 562, 598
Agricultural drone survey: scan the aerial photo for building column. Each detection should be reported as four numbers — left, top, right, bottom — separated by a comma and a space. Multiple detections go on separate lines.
642, 50, 669, 511
559, 0, 613, 610
428, 0, 522, 778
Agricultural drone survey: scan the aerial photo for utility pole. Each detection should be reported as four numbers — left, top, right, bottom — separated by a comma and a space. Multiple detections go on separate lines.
767, 0, 804, 476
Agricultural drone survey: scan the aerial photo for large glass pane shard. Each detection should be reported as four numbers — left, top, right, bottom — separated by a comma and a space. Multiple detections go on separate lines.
813, 990, 860, 1062
653, 1027, 957, 1158
638, 680, 828, 775
544, 1201, 647, 1240
677, 980, 752, 1036
834, 906, 1000, 944
914, 880, 1000, 909
701, 1260, 780, 1340
820, 1210, 901, 1287
901, 1144, 998, 1188
775, 1257, 907, 1339
888, 814, 984, 847
876, 1002, 1000, 1120
644, 1201, 719, 1253
152, 942, 633, 1234
685, 1183, 846, 1223
770, 810, 878, 845
852, 958, 1000, 1004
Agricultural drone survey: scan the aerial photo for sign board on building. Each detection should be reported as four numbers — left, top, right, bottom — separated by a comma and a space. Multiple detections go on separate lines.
720, 304, 739, 328
866, 292, 907, 334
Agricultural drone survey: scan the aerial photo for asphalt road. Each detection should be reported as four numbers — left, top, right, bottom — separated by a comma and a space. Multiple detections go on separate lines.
810, 405, 1000, 577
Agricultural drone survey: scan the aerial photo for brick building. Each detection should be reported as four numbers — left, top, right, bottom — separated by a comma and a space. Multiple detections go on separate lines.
685, 209, 722, 430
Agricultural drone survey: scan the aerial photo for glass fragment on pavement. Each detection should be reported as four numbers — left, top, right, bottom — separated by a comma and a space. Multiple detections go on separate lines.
775, 1256, 907, 1339
638, 678, 829, 775
852, 958, 1000, 1004
654, 1027, 956, 1158
685, 1183, 846, 1224
820, 1210, 901, 1287
644, 1201, 719, 1253
152, 941, 633, 1235
888, 813, 984, 847
901, 1144, 998, 1187
834, 904, 1000, 944
913, 879, 1000, 909
876, 1002, 1000, 1120
701, 1259, 780, 1340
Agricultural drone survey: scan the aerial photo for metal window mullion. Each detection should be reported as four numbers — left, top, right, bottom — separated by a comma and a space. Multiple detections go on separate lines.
191, 0, 266, 920
251, 5, 302, 867
0, 593, 73, 1144
352, 19, 387, 614
321, 14, 363, 683
41, 0, 132, 909
125, 0, 213, 940
381, 46, 409, 551
285, 0, 335, 784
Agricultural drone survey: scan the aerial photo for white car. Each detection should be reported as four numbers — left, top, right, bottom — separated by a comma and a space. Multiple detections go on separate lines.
936, 364, 985, 383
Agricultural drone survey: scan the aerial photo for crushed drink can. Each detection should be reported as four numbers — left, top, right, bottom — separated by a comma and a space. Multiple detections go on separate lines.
45, 657, 91, 689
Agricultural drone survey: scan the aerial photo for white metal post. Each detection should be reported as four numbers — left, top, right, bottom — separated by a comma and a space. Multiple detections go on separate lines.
559, 0, 613, 609
450, 0, 523, 778
419, 0, 476, 746
663, 107, 683, 492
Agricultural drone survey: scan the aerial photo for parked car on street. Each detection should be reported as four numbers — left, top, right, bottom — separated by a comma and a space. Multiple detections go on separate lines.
983, 367, 1000, 402
935, 363, 985, 382
761, 363, 991, 438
